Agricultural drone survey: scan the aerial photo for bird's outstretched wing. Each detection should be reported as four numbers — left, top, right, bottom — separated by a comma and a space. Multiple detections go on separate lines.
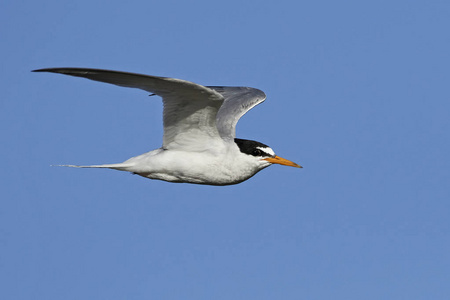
33, 68, 225, 150
208, 86, 266, 141
33, 68, 267, 150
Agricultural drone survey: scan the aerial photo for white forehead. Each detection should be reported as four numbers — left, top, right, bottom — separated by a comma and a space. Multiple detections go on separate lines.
257, 146, 275, 157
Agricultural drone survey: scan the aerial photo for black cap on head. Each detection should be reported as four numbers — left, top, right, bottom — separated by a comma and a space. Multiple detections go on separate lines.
234, 138, 275, 157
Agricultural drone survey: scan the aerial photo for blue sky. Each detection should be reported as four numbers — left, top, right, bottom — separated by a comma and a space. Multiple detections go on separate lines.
2, 0, 450, 299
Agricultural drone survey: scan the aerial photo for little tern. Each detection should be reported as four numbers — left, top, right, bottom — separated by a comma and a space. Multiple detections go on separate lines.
33, 68, 301, 185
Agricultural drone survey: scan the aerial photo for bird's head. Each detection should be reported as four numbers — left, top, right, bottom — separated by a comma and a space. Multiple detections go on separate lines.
234, 138, 302, 169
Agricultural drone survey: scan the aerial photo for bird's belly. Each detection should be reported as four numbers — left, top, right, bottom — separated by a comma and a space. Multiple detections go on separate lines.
128, 151, 258, 185
137, 164, 254, 185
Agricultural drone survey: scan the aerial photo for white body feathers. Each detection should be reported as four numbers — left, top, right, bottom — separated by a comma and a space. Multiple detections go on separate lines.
35, 68, 299, 185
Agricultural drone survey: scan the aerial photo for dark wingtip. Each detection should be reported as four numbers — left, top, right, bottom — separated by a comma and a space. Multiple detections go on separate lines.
32, 67, 75, 73
32, 68, 55, 73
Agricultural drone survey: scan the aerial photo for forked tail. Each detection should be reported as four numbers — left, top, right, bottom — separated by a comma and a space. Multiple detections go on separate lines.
53, 163, 134, 171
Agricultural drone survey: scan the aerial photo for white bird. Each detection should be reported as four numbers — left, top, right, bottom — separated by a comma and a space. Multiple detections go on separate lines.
33, 68, 301, 185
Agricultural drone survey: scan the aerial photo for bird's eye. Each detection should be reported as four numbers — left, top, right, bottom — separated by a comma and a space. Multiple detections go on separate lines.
252, 149, 262, 156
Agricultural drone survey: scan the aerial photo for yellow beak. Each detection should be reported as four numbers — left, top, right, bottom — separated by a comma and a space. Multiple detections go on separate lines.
264, 156, 302, 168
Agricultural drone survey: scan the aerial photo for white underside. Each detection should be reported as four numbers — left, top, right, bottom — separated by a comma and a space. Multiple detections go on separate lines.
62, 143, 271, 185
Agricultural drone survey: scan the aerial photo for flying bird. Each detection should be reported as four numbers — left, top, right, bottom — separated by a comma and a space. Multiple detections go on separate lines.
33, 68, 301, 185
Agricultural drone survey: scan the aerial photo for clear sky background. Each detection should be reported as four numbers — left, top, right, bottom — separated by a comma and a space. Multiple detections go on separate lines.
2, 1, 450, 299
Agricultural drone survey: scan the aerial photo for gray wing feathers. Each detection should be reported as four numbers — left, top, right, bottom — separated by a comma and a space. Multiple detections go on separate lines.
32, 68, 218, 97
209, 86, 266, 140
34, 68, 266, 148
33, 68, 225, 149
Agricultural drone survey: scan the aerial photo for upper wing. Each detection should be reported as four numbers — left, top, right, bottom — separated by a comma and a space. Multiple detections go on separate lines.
208, 86, 267, 141
33, 68, 225, 150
